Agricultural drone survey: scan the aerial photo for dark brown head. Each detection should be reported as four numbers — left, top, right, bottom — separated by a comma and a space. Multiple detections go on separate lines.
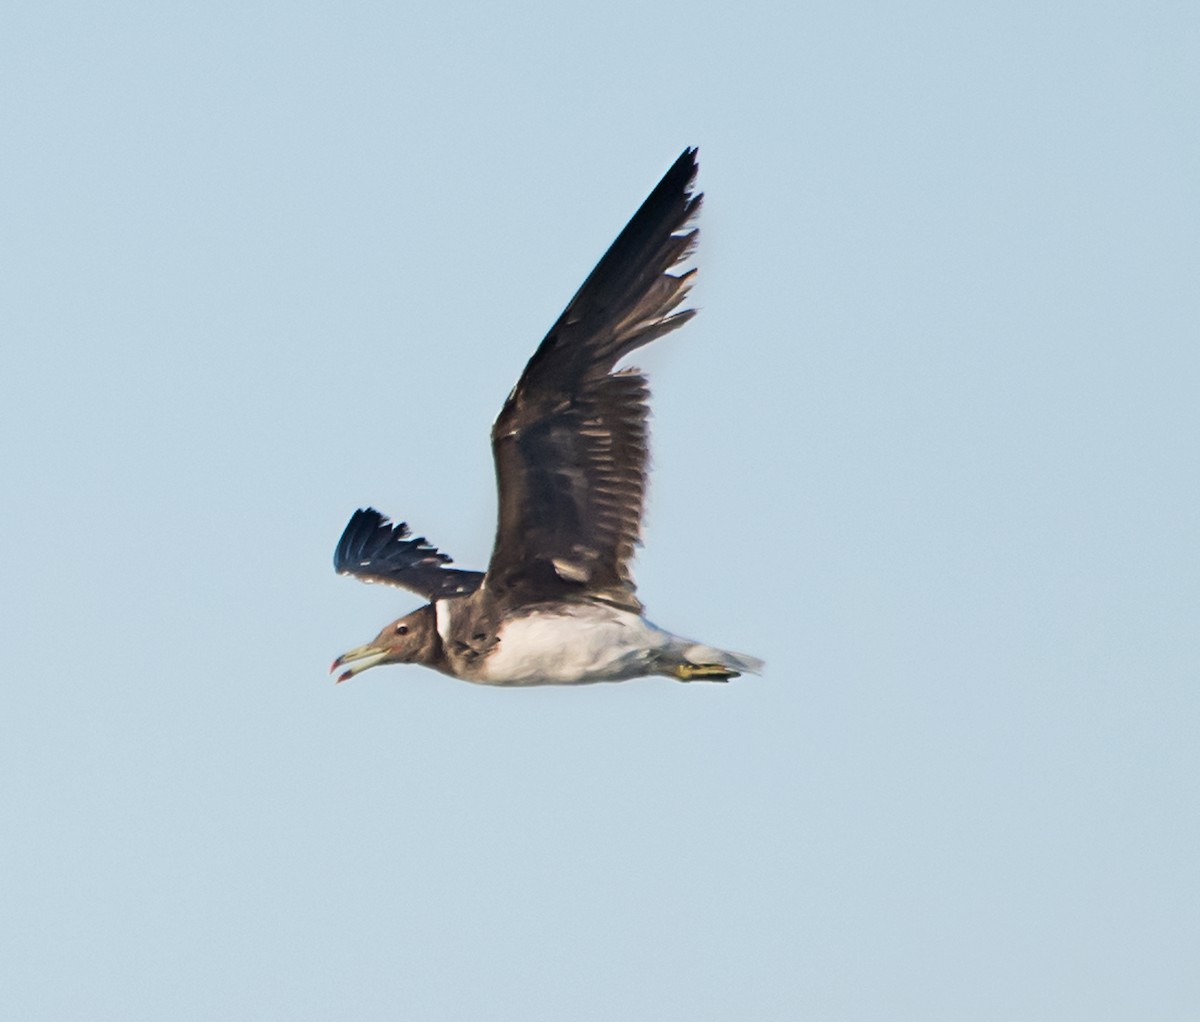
330, 604, 440, 683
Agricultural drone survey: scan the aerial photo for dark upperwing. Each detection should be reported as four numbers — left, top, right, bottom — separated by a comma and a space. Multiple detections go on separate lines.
485, 148, 703, 612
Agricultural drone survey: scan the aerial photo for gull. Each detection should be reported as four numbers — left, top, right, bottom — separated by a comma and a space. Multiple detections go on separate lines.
331, 148, 762, 686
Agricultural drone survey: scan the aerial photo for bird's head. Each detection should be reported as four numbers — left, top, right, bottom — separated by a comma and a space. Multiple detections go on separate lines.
330, 604, 438, 683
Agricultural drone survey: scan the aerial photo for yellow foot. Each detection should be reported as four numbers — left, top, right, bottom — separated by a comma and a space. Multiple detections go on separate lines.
673, 662, 739, 682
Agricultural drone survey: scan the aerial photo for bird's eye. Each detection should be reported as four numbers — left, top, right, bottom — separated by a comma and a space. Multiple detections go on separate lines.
395, 624, 408, 636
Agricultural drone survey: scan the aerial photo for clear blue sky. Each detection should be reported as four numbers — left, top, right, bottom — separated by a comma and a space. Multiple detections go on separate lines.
3, 2, 1198, 1019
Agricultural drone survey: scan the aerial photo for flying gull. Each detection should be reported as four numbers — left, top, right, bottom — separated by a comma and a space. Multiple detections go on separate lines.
331, 148, 762, 686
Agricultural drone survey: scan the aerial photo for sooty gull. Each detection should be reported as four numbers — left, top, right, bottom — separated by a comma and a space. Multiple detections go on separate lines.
331, 148, 762, 686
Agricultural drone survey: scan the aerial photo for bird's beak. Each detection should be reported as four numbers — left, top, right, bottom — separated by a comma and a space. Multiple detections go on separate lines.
330, 645, 389, 684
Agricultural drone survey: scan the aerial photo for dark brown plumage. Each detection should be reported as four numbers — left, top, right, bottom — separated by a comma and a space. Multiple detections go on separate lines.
487, 149, 700, 611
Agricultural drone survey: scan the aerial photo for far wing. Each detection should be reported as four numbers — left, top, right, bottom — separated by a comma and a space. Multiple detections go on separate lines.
333, 508, 483, 599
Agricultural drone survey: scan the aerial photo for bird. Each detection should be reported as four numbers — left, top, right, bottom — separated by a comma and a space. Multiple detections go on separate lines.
330, 148, 762, 686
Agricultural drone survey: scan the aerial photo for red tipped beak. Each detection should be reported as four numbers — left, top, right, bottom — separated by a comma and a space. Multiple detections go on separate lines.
328, 644, 389, 683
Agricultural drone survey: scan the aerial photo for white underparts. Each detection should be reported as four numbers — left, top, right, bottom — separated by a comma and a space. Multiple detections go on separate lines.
480, 605, 660, 684
476, 604, 762, 686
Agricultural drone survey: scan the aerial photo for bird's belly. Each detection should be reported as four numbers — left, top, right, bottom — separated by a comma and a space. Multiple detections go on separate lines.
478, 606, 666, 685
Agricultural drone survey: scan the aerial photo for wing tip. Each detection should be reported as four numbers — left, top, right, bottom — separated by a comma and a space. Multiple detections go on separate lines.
333, 507, 413, 574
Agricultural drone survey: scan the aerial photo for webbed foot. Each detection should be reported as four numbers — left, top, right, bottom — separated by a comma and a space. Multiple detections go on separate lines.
672, 662, 739, 682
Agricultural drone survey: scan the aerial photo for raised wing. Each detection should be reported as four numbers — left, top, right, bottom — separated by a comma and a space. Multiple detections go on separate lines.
333, 508, 483, 599
486, 148, 702, 611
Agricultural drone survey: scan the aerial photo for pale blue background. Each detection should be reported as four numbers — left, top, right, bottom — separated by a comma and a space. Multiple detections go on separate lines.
3, 2, 1198, 1019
